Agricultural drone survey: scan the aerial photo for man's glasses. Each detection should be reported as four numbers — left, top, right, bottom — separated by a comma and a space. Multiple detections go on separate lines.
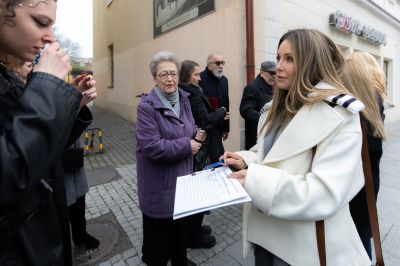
157, 71, 178, 79
212, 60, 225, 66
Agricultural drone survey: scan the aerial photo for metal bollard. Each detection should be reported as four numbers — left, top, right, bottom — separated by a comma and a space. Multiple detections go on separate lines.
84, 127, 104, 155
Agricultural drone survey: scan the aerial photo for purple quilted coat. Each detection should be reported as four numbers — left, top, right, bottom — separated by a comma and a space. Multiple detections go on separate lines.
136, 88, 197, 218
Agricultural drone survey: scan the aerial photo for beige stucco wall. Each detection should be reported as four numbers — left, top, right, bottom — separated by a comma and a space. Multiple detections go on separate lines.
93, 0, 268, 152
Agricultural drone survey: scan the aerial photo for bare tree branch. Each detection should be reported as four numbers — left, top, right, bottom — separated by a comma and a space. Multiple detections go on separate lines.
53, 27, 81, 58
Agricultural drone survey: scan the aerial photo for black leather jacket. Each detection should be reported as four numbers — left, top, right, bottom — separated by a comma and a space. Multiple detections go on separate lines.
0, 66, 91, 265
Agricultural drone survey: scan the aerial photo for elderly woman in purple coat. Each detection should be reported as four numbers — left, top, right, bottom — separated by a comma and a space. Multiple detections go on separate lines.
136, 51, 205, 266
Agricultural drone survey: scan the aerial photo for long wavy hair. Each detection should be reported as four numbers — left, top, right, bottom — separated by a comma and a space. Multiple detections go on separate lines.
341, 52, 386, 139
355, 52, 387, 101
263, 29, 349, 132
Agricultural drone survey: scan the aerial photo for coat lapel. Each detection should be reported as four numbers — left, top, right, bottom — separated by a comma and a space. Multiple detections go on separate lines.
262, 101, 344, 163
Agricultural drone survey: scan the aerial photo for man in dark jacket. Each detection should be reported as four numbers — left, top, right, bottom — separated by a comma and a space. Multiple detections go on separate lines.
240, 61, 276, 149
199, 54, 229, 162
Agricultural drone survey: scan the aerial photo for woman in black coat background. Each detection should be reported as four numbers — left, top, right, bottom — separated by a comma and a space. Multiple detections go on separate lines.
180, 60, 229, 164
179, 60, 229, 249
341, 51, 386, 259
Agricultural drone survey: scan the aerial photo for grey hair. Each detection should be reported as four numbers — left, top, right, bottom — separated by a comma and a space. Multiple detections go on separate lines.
206, 53, 220, 64
149, 51, 181, 77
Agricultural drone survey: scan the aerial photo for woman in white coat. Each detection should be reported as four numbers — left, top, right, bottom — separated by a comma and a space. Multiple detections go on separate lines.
223, 29, 371, 265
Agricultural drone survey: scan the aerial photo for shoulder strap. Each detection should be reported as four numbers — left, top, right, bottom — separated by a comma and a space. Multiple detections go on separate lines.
316, 115, 384, 266
313, 146, 326, 266
360, 115, 384, 266
316, 220, 326, 266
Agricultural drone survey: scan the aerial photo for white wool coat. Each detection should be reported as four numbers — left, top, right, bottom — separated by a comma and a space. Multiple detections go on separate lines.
237, 100, 371, 266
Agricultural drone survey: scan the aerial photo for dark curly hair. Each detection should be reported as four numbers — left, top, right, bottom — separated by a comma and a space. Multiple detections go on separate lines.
3, 0, 57, 23
1, 0, 56, 66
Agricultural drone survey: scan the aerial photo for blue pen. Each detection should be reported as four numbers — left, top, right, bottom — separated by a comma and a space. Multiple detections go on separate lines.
203, 160, 225, 170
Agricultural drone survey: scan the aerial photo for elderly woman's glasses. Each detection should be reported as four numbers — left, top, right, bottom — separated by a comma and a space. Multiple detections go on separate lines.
158, 71, 178, 79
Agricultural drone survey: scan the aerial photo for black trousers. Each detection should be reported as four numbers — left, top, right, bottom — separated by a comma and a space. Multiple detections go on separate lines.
187, 212, 204, 242
141, 213, 190, 266
254, 244, 290, 266
68, 195, 86, 242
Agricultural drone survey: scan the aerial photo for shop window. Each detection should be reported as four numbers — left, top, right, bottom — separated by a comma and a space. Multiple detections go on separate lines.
383, 59, 394, 105
108, 44, 114, 88
383, 60, 388, 95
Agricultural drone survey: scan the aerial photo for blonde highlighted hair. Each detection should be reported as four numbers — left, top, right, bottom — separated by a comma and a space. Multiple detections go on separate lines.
341, 52, 386, 139
263, 29, 349, 133
355, 52, 386, 101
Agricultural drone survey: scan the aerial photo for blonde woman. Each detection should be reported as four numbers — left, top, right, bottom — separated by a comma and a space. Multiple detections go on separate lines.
357, 52, 387, 102
222, 29, 371, 265
341, 51, 386, 259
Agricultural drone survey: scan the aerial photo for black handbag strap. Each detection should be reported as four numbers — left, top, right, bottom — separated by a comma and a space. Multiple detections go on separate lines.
316, 115, 384, 266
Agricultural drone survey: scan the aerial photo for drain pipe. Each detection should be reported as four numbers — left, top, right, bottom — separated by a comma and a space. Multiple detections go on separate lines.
245, 0, 255, 83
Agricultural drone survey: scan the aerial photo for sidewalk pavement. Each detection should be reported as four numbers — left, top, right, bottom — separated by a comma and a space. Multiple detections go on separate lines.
82, 106, 399, 266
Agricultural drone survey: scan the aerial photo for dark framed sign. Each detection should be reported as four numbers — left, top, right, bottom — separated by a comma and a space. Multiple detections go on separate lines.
154, 0, 215, 37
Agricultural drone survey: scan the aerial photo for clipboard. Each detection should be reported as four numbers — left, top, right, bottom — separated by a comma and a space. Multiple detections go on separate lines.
173, 167, 252, 219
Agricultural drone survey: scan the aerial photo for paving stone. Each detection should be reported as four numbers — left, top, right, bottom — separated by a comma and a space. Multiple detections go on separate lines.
125, 256, 141, 266
98, 262, 112, 266
109, 254, 123, 264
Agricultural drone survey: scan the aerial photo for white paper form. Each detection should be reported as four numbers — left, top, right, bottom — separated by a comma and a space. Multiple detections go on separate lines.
173, 167, 251, 219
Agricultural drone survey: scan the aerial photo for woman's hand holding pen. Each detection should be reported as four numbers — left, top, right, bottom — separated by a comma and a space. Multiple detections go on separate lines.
220, 151, 248, 186
221, 151, 247, 170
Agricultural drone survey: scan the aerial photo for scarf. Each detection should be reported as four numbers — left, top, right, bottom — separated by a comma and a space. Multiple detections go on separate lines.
154, 87, 180, 117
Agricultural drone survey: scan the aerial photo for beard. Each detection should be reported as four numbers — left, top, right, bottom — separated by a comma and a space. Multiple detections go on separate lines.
212, 69, 223, 79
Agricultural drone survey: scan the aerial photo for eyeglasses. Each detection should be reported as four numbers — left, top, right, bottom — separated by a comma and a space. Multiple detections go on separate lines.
212, 60, 225, 66
157, 71, 178, 79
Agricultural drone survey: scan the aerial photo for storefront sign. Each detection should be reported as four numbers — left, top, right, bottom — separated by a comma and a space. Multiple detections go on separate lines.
329, 10, 387, 46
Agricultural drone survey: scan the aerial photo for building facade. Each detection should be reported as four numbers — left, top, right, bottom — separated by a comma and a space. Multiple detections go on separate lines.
93, 0, 400, 151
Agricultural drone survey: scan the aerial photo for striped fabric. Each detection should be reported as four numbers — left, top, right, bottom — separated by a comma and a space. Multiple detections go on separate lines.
325, 94, 365, 114
314, 81, 365, 114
